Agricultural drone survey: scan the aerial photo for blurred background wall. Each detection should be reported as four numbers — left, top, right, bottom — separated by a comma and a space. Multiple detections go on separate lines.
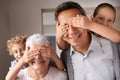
0, 0, 120, 79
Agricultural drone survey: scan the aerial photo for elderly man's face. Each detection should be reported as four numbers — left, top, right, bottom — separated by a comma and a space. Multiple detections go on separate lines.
28, 44, 50, 70
58, 9, 89, 46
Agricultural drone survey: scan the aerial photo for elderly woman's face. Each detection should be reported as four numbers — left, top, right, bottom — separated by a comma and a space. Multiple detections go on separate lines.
28, 44, 50, 70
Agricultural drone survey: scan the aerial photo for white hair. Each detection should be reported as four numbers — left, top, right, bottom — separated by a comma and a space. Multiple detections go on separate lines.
26, 33, 50, 46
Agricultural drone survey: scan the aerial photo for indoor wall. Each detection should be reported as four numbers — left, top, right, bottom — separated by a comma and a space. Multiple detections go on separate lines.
0, 0, 120, 79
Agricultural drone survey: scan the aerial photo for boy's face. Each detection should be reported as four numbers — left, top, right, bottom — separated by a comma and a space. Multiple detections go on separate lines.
11, 43, 25, 61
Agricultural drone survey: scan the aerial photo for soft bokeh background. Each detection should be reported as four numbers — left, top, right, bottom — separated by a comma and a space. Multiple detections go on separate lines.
0, 0, 120, 79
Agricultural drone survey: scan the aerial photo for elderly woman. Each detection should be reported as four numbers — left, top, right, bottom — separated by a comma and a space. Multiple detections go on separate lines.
6, 33, 67, 80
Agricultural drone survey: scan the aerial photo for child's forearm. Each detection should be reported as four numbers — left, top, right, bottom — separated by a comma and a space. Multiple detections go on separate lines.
5, 59, 25, 80
89, 22, 120, 43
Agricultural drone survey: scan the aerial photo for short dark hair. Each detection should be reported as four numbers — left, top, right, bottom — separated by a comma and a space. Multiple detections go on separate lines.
55, 1, 86, 21
93, 3, 116, 17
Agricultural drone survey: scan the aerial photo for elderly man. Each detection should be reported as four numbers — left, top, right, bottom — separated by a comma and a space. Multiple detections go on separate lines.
55, 1, 120, 80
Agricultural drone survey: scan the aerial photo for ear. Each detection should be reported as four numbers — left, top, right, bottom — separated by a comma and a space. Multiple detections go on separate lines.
90, 15, 94, 21
56, 21, 60, 26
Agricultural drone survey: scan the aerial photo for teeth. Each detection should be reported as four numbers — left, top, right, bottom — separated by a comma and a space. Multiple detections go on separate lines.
34, 60, 44, 63
69, 34, 80, 39
69, 35, 76, 39
35, 61, 40, 64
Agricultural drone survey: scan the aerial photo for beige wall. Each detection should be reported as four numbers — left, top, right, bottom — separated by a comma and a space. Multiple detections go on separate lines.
0, 0, 12, 80
0, 0, 120, 79
114, 7, 120, 30
9, 0, 120, 37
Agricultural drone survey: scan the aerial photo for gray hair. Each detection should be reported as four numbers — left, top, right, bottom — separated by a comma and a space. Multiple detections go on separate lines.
26, 33, 50, 46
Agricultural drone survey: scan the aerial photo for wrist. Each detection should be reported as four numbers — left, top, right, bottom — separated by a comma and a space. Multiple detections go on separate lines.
87, 21, 94, 30
19, 58, 26, 65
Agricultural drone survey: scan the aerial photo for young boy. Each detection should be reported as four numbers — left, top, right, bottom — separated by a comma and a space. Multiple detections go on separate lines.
7, 34, 28, 70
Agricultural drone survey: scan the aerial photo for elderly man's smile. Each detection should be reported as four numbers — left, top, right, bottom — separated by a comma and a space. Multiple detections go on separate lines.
69, 33, 81, 40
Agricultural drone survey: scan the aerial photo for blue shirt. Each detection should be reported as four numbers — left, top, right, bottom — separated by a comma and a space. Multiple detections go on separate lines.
9, 60, 29, 70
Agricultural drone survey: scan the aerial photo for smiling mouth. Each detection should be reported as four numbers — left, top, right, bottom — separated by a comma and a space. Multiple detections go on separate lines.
69, 33, 81, 39
16, 57, 21, 60
32, 60, 45, 64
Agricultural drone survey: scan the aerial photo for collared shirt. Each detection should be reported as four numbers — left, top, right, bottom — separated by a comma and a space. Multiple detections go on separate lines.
71, 34, 115, 80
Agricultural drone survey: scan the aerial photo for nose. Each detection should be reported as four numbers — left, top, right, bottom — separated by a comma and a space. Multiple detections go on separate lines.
35, 54, 42, 60
68, 26, 74, 34
102, 20, 109, 26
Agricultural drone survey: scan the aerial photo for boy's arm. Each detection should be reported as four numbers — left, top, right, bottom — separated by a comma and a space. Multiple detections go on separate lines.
6, 50, 36, 80
5, 58, 26, 80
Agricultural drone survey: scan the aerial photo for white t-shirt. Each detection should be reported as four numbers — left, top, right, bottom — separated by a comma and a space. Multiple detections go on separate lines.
17, 66, 67, 80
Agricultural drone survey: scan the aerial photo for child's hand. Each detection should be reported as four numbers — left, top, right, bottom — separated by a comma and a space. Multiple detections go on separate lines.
70, 15, 91, 29
20, 49, 37, 64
